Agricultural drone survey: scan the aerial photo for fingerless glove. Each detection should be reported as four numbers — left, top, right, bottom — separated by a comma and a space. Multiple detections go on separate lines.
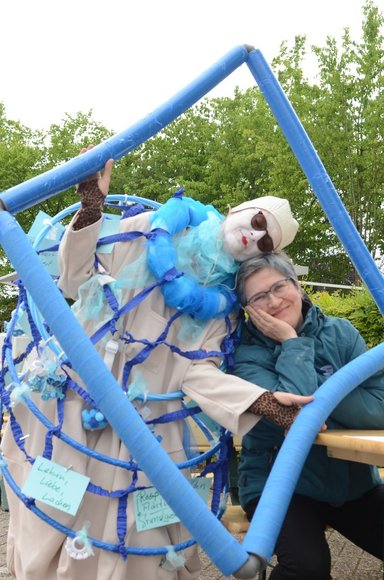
73, 179, 105, 230
248, 391, 300, 431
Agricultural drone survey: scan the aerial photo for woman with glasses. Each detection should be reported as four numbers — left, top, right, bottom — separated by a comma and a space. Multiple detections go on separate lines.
234, 251, 384, 580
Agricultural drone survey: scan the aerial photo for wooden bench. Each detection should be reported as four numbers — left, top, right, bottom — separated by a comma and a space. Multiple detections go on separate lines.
190, 420, 384, 533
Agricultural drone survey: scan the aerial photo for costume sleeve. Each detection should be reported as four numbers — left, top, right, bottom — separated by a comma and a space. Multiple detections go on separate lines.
182, 317, 265, 437
183, 361, 267, 437
58, 217, 112, 300
72, 179, 104, 230
58, 178, 113, 299
329, 321, 384, 428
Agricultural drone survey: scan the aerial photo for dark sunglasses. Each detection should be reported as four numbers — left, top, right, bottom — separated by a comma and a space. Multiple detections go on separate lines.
251, 211, 274, 252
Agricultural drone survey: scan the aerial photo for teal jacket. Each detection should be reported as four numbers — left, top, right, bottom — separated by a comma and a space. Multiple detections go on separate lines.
233, 300, 384, 509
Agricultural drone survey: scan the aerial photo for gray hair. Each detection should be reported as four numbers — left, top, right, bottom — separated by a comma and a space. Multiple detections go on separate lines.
236, 251, 299, 306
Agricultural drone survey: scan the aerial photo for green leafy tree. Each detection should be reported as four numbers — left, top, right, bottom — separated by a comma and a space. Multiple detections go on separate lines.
0, 104, 46, 327
0, 110, 113, 327
222, 1, 384, 285
205, 88, 277, 213
291, 0, 384, 283
264, 37, 337, 274
118, 102, 219, 204
2, 0, 384, 329
41, 111, 113, 217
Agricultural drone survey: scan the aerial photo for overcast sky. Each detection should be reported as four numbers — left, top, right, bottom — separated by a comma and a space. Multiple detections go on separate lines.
1, 0, 382, 134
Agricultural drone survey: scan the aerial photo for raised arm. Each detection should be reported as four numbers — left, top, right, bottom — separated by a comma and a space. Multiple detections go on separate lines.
58, 147, 113, 299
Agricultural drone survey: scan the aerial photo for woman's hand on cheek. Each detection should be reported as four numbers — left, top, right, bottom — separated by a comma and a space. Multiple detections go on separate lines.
246, 305, 297, 343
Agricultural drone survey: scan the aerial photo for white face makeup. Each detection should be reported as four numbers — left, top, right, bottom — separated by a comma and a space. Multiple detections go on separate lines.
222, 208, 282, 261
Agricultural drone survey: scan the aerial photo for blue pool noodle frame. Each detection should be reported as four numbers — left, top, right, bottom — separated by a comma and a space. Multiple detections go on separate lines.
0, 44, 383, 578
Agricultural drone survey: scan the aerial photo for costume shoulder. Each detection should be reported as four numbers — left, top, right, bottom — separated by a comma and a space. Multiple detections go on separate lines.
118, 208, 154, 233
150, 192, 222, 233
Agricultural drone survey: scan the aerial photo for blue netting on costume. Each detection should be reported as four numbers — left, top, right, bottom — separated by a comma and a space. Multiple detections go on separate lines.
0, 194, 239, 560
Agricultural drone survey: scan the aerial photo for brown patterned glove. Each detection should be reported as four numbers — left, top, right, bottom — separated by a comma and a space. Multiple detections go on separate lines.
73, 178, 105, 230
248, 391, 300, 431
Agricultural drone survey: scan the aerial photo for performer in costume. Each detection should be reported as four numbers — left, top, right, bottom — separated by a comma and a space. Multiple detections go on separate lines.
2, 148, 311, 580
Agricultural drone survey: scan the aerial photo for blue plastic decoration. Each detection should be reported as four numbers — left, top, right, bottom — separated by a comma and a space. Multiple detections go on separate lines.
147, 193, 238, 320
0, 44, 383, 579
246, 49, 384, 315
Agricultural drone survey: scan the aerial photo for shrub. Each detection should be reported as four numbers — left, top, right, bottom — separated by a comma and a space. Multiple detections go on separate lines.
305, 286, 384, 349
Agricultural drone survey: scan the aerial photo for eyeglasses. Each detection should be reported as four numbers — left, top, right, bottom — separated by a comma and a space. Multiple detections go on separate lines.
251, 211, 274, 252
247, 278, 293, 307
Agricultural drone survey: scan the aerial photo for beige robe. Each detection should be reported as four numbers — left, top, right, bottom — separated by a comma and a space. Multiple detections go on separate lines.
2, 211, 264, 579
